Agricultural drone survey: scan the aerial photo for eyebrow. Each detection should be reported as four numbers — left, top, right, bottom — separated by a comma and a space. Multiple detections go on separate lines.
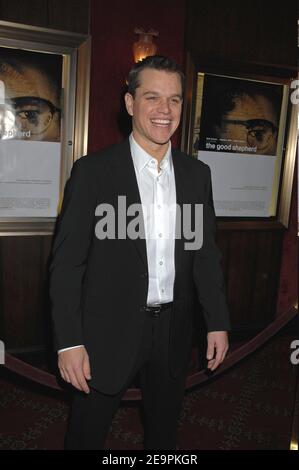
142, 91, 182, 99
7, 96, 61, 112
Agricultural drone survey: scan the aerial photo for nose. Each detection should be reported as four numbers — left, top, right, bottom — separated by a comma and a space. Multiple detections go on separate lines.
157, 97, 171, 114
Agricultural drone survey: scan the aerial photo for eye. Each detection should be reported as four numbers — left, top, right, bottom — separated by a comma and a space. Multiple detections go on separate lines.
17, 109, 40, 125
248, 127, 267, 142
146, 96, 157, 101
171, 98, 181, 104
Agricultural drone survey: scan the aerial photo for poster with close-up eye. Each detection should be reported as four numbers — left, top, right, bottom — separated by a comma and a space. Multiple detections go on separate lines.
192, 73, 289, 217
0, 47, 62, 217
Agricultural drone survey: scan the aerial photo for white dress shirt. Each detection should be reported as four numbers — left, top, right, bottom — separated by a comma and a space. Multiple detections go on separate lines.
58, 134, 176, 353
129, 133, 176, 305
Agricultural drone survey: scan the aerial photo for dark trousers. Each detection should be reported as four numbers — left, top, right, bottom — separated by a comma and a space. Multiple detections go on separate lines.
65, 306, 189, 450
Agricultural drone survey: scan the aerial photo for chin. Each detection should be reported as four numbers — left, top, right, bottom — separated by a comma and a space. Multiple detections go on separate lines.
152, 137, 171, 146
149, 130, 174, 145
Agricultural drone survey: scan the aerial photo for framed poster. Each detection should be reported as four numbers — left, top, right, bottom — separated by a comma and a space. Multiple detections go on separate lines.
182, 54, 298, 226
0, 21, 91, 235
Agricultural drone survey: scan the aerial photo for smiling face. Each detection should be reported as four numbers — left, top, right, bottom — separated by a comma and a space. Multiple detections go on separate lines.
125, 68, 183, 157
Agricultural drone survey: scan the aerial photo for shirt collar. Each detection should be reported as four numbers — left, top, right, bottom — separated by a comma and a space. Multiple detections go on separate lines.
129, 133, 172, 174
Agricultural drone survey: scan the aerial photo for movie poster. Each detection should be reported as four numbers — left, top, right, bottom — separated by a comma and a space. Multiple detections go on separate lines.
193, 73, 288, 217
0, 47, 63, 217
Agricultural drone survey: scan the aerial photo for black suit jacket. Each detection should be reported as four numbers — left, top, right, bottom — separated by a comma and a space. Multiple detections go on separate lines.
49, 139, 230, 395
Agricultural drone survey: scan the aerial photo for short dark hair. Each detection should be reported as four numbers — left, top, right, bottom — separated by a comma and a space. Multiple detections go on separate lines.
127, 55, 185, 97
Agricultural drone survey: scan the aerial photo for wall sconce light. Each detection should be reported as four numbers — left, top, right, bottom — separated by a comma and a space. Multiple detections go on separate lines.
133, 27, 159, 63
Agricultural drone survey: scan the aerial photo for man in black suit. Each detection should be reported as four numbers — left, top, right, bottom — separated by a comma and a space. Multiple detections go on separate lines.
49, 56, 231, 450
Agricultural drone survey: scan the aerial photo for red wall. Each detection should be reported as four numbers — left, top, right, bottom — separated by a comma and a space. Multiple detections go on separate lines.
88, 0, 186, 153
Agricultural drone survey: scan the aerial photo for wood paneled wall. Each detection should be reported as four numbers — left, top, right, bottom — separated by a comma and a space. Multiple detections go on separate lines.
0, 237, 53, 350
218, 229, 283, 334
186, 0, 297, 70
0, 0, 90, 33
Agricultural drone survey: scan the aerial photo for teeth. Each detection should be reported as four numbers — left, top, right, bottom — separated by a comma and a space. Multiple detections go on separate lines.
151, 119, 171, 124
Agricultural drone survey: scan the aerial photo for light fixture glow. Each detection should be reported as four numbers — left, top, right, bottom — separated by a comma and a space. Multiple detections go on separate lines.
133, 27, 158, 63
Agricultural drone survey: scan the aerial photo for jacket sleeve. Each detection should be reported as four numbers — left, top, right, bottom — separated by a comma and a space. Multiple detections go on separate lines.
193, 164, 231, 332
49, 157, 98, 351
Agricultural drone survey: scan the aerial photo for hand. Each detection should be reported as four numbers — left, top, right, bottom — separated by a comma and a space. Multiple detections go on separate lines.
58, 346, 91, 393
206, 331, 229, 371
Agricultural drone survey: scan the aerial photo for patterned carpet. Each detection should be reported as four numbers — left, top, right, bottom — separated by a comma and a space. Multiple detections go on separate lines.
0, 321, 297, 450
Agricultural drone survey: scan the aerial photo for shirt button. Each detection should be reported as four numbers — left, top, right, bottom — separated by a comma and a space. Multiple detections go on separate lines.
157, 205, 161, 209
159, 261, 163, 266
161, 288, 165, 293
158, 233, 162, 238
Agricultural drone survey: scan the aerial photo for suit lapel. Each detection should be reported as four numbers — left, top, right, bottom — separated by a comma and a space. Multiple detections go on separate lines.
172, 149, 187, 278
109, 139, 148, 269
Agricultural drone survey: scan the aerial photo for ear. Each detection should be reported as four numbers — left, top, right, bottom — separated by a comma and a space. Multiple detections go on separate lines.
124, 92, 134, 116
